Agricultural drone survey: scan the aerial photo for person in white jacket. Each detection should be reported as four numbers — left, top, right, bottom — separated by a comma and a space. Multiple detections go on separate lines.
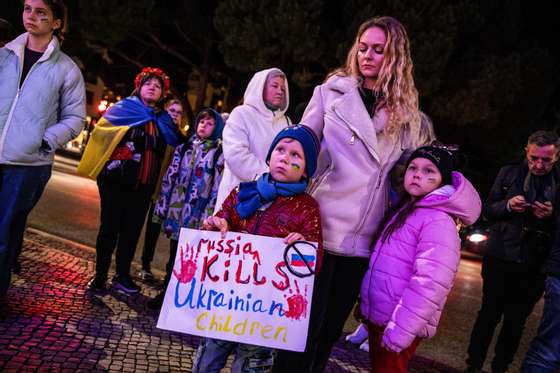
272, 16, 427, 373
215, 67, 290, 210
0, 0, 85, 299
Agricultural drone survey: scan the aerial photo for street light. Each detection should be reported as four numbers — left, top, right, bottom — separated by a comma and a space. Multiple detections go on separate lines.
97, 100, 108, 113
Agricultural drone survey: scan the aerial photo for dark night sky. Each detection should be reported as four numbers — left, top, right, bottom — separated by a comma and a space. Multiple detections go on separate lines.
2, 1, 560, 198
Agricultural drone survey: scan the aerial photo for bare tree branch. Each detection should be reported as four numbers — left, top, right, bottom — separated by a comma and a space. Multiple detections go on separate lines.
128, 32, 161, 50
173, 20, 199, 52
85, 40, 144, 68
147, 32, 197, 69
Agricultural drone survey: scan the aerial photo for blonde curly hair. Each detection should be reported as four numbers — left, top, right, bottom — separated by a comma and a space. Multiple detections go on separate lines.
333, 16, 421, 138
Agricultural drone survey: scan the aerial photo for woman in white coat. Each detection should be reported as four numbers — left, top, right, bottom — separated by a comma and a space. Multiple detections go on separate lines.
273, 16, 427, 373
215, 68, 290, 210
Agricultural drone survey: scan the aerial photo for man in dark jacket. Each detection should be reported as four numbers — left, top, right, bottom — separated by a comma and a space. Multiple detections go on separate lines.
521, 222, 560, 372
465, 130, 560, 373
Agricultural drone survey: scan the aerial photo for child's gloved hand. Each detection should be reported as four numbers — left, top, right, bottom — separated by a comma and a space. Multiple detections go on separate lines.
202, 216, 229, 238
284, 232, 305, 244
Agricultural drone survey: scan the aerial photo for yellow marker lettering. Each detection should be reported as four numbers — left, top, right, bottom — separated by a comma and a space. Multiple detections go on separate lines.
209, 313, 222, 331
223, 315, 233, 333
233, 318, 248, 335
196, 312, 208, 330
274, 326, 288, 343
249, 321, 261, 336
260, 325, 274, 339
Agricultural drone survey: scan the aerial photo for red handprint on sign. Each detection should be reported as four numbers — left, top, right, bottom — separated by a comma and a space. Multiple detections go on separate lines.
284, 280, 308, 320
173, 244, 199, 283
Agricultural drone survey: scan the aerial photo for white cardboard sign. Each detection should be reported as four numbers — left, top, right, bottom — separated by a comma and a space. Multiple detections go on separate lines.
157, 228, 317, 352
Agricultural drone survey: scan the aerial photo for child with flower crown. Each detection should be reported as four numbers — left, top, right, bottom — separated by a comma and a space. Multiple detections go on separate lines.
79, 67, 182, 294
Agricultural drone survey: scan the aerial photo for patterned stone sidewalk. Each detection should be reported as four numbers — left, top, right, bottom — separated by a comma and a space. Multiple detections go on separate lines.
0, 230, 461, 372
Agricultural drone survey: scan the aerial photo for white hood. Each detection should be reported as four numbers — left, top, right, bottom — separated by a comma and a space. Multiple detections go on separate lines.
214, 67, 291, 211
243, 67, 289, 117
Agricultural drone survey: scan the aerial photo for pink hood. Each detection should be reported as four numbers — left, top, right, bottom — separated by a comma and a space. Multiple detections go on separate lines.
416, 171, 481, 226
360, 171, 481, 352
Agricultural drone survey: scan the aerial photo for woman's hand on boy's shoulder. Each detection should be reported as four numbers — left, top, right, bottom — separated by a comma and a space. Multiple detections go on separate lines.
202, 216, 229, 238
284, 232, 305, 245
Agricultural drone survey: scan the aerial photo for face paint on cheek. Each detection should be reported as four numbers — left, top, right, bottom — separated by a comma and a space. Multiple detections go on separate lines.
291, 163, 301, 171
38, 16, 49, 23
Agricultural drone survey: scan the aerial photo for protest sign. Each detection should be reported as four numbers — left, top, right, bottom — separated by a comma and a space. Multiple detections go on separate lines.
157, 228, 317, 352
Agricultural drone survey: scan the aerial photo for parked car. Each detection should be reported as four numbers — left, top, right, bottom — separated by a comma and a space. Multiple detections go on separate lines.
459, 220, 489, 259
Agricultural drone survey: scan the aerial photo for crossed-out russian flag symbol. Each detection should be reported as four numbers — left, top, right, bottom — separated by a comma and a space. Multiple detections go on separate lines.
290, 254, 316, 268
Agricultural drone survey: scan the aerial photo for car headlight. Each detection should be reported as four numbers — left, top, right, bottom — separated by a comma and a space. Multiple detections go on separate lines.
467, 233, 488, 243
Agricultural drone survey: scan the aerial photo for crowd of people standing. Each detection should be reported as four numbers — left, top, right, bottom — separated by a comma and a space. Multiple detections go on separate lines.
1, 1, 559, 372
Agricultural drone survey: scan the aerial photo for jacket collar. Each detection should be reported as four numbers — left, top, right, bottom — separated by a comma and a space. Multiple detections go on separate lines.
325, 75, 383, 163
5, 32, 59, 64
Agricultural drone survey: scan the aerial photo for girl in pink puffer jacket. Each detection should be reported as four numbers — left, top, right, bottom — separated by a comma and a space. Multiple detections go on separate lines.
360, 146, 481, 373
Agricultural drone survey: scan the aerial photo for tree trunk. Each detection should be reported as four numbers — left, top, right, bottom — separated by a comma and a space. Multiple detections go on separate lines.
194, 42, 212, 112
195, 68, 209, 113
182, 93, 196, 132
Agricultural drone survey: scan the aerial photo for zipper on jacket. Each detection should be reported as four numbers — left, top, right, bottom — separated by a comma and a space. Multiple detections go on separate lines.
18, 41, 49, 95
330, 105, 385, 253
351, 165, 385, 250
0, 50, 44, 158
333, 106, 381, 165
351, 125, 405, 246
376, 166, 384, 189
18, 62, 40, 93
251, 210, 265, 235
308, 163, 334, 196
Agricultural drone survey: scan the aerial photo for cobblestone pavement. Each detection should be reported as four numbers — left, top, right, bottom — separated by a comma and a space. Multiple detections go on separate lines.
0, 230, 461, 373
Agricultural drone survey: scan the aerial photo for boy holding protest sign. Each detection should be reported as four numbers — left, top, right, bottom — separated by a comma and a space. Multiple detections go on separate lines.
193, 124, 322, 373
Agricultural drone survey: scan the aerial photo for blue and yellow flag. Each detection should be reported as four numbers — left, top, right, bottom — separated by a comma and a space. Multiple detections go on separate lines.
77, 96, 181, 179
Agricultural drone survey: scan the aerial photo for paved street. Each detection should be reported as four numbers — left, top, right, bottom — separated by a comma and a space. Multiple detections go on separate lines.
13, 154, 545, 372
28, 154, 172, 272
0, 230, 462, 372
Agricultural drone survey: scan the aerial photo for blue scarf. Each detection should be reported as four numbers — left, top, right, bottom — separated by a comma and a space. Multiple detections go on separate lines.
103, 96, 182, 146
236, 173, 307, 219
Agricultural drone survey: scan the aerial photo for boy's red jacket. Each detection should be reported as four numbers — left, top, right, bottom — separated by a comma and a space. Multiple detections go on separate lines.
215, 188, 323, 270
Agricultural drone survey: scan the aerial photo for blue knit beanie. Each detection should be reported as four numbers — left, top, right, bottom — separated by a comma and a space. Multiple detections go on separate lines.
266, 124, 320, 178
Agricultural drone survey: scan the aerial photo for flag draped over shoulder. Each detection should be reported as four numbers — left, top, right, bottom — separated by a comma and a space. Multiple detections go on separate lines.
77, 96, 181, 179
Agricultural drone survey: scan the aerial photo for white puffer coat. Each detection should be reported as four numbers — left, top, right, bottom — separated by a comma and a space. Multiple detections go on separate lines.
0, 33, 86, 165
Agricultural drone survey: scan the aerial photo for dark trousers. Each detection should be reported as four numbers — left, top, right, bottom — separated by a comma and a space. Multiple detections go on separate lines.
94, 177, 152, 279
0, 165, 51, 297
163, 239, 179, 288
272, 252, 370, 373
466, 255, 545, 372
522, 275, 560, 372
140, 202, 161, 270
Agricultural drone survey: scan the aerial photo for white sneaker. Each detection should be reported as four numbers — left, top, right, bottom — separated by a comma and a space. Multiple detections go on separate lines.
346, 323, 368, 344
359, 339, 369, 352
